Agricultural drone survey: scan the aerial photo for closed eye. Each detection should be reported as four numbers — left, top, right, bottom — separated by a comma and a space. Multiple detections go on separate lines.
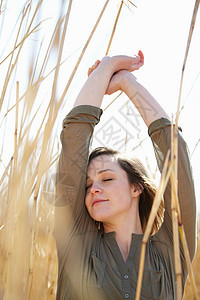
85, 178, 113, 190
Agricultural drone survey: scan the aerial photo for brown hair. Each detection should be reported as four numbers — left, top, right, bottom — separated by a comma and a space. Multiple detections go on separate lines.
88, 147, 164, 234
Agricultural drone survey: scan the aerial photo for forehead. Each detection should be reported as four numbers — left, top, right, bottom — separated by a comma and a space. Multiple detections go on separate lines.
87, 155, 120, 176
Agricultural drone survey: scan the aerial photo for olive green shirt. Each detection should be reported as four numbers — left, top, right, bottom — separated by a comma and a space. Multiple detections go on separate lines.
55, 105, 196, 300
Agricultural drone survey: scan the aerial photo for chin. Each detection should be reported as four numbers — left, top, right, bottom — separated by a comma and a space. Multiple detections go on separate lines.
90, 212, 109, 223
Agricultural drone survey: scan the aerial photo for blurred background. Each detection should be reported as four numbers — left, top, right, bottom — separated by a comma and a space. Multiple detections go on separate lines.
0, 0, 199, 299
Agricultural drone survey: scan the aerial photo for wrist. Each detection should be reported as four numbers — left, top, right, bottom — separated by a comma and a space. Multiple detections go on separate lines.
101, 56, 117, 75
121, 72, 137, 94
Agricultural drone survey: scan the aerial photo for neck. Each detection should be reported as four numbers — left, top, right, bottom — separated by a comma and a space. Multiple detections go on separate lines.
103, 209, 143, 262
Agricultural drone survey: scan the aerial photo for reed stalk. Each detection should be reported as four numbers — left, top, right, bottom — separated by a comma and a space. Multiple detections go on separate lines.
104, 91, 123, 111
135, 151, 171, 300
2, 157, 14, 299
0, 0, 199, 298
0, 20, 44, 67
58, 0, 110, 109
172, 1, 200, 298
14, 81, 19, 172
0, 1, 43, 113
127, 0, 137, 8
3, 16, 62, 119
106, 0, 124, 55
0, 2, 30, 112
175, 0, 200, 128
28, 1, 74, 297
170, 118, 182, 299
179, 225, 199, 299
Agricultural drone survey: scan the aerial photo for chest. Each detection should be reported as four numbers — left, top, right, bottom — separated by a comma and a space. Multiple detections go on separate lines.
60, 233, 173, 300
89, 234, 169, 300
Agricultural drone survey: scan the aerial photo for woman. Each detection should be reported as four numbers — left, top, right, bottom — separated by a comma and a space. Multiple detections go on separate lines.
55, 52, 196, 299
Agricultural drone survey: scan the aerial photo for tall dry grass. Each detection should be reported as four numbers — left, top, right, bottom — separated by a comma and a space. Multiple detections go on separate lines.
0, 0, 114, 298
183, 221, 200, 299
0, 0, 199, 299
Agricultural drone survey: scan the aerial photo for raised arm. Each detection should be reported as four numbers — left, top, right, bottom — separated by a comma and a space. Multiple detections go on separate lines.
148, 119, 196, 260
73, 53, 143, 108
55, 54, 144, 257
118, 72, 196, 260
120, 71, 169, 126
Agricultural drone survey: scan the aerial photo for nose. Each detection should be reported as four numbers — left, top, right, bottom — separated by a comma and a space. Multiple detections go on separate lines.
90, 182, 103, 194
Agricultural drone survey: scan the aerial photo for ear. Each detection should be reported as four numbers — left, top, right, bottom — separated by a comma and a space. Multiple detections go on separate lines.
131, 184, 144, 198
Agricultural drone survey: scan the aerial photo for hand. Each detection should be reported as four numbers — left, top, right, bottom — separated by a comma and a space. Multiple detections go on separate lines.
88, 51, 144, 95
105, 70, 130, 95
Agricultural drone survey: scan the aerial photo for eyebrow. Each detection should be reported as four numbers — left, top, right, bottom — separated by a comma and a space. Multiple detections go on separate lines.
86, 169, 116, 179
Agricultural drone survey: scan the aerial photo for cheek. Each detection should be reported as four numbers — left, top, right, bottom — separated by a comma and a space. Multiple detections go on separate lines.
117, 186, 132, 204
84, 194, 90, 209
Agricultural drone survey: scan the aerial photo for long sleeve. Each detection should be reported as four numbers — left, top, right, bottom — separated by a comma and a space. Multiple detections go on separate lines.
148, 118, 196, 261
55, 105, 103, 259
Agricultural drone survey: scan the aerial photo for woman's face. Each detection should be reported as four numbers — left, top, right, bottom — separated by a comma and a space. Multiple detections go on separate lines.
85, 155, 138, 224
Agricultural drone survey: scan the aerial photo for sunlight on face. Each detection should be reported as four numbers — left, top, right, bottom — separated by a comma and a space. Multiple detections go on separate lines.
85, 155, 138, 224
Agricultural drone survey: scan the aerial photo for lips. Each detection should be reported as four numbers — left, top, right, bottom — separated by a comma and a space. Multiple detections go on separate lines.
92, 199, 108, 207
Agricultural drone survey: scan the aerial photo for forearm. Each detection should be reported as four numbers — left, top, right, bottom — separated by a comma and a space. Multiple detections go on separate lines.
73, 54, 143, 108
73, 58, 114, 108
122, 73, 169, 127
149, 119, 196, 260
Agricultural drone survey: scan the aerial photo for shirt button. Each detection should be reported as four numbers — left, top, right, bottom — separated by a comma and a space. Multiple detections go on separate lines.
124, 293, 130, 299
124, 274, 129, 279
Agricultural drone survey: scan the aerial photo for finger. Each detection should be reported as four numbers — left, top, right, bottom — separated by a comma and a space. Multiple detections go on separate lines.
138, 50, 144, 64
129, 61, 144, 72
88, 67, 92, 76
87, 60, 101, 76
136, 61, 144, 69
132, 55, 141, 63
